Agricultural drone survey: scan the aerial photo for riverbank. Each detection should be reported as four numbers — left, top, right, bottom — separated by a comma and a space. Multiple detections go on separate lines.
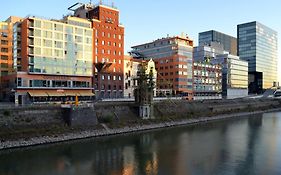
1, 106, 281, 150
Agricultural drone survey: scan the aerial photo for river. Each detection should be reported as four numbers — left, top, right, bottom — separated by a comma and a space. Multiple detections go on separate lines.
1, 112, 281, 175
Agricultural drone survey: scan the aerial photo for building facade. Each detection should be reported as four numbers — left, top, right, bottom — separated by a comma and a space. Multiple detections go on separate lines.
124, 55, 157, 99
193, 44, 224, 99
0, 16, 22, 101
132, 35, 194, 98
199, 30, 237, 55
0, 21, 13, 100
238, 21, 278, 93
12, 16, 94, 104
193, 61, 222, 100
214, 54, 248, 99
72, 2, 125, 99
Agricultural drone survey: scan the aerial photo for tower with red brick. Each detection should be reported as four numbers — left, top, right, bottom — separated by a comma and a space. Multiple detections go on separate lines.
72, 2, 125, 99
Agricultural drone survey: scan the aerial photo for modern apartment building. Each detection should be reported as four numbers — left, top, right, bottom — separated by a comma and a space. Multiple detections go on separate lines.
238, 21, 278, 93
71, 2, 125, 99
132, 35, 194, 98
0, 16, 22, 101
193, 61, 222, 100
12, 16, 94, 104
124, 55, 157, 99
199, 30, 237, 55
214, 54, 248, 99
193, 44, 225, 99
193, 42, 248, 99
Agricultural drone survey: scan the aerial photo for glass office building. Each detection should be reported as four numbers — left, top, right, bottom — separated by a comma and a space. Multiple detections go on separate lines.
199, 30, 237, 55
238, 21, 278, 93
12, 16, 94, 104
214, 54, 248, 99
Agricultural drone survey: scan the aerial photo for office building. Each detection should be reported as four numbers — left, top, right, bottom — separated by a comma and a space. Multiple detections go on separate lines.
214, 54, 248, 99
193, 42, 248, 99
199, 30, 237, 55
193, 61, 222, 100
238, 21, 278, 93
132, 34, 194, 98
71, 2, 125, 99
12, 16, 94, 104
193, 43, 225, 99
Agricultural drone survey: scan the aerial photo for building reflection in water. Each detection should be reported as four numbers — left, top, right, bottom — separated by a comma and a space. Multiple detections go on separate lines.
1, 112, 281, 175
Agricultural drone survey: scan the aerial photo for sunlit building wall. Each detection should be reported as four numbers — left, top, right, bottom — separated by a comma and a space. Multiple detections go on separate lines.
238, 21, 278, 93
12, 16, 94, 104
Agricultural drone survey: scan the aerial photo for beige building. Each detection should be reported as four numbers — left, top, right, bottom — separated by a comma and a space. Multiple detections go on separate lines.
124, 55, 157, 98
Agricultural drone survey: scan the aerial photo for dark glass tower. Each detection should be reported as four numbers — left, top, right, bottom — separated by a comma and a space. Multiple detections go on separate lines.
237, 21, 278, 93
199, 30, 237, 55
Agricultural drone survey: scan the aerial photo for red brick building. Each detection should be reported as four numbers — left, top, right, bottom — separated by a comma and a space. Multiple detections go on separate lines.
132, 35, 194, 99
72, 2, 125, 99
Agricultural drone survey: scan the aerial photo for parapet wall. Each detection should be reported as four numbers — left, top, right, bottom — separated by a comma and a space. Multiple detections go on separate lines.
0, 99, 280, 133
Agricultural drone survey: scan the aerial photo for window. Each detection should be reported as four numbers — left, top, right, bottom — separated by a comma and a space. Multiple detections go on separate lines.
0, 63, 8, 68
1, 48, 8, 53
1, 55, 8, 60
34, 20, 41, 28
34, 38, 41, 46
1, 40, 8, 45
43, 39, 52, 47
43, 21, 53, 30
1, 32, 8, 37
17, 78, 22, 87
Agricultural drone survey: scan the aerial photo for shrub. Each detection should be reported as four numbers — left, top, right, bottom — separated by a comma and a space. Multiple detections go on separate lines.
99, 115, 114, 123
3, 110, 10, 116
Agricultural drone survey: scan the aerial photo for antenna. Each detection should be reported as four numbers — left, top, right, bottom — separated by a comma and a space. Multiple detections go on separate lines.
100, 0, 103, 5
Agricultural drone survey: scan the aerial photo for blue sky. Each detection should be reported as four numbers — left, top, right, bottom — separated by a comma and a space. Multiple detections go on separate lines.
1, 0, 280, 82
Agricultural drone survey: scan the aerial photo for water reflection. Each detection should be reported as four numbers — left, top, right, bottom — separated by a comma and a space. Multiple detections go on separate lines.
1, 112, 281, 175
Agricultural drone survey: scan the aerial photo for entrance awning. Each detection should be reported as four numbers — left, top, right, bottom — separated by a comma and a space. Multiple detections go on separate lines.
46, 91, 66, 97
65, 91, 81, 96
79, 91, 95, 96
28, 91, 48, 97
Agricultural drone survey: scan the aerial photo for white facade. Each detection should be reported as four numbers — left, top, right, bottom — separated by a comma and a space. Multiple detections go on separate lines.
124, 57, 157, 98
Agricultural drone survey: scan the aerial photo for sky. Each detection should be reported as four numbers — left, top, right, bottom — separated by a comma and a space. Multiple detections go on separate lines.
1, 0, 280, 82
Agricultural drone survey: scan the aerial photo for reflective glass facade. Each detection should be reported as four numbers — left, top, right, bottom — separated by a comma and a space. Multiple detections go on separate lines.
199, 30, 237, 55
24, 17, 93, 76
238, 21, 278, 90
213, 54, 248, 97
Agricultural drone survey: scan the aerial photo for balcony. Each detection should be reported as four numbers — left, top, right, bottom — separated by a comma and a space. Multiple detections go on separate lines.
28, 39, 34, 46
28, 49, 34, 55
28, 31, 34, 37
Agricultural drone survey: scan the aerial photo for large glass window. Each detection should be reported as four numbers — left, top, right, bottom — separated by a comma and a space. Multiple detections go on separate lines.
54, 32, 63, 40
54, 24, 63, 31
34, 38, 41, 46
43, 39, 52, 47
34, 29, 41, 37
34, 47, 41, 55
34, 20, 41, 28
42, 21, 53, 30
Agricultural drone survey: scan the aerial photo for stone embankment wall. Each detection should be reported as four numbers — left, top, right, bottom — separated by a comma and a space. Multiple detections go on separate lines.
0, 99, 280, 132
153, 98, 281, 119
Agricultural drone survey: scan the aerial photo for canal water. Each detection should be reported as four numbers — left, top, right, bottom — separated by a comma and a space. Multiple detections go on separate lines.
1, 112, 281, 175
